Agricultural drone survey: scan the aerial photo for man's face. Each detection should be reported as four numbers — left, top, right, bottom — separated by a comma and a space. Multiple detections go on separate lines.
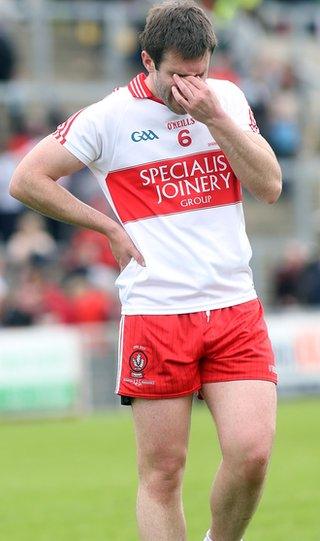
150, 50, 211, 115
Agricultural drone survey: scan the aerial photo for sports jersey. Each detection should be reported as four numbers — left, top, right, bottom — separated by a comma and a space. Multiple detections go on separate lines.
53, 73, 259, 315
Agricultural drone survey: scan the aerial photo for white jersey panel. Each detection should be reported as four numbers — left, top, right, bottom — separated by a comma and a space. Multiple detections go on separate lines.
116, 204, 256, 314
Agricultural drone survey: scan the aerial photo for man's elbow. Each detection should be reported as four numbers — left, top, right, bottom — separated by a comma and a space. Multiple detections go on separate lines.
9, 172, 23, 200
9, 169, 30, 203
265, 183, 282, 204
265, 169, 282, 204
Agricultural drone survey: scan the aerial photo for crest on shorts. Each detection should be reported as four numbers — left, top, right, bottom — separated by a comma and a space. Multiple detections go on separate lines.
129, 351, 148, 379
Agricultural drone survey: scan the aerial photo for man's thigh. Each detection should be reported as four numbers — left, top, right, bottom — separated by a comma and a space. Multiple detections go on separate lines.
132, 396, 193, 472
202, 381, 277, 458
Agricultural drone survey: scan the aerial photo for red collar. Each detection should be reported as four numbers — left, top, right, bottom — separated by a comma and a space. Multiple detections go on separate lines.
128, 73, 164, 104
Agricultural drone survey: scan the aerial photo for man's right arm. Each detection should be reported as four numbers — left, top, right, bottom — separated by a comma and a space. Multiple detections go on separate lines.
10, 135, 145, 269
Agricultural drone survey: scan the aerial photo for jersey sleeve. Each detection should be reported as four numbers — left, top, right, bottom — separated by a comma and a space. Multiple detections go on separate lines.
53, 105, 102, 165
226, 82, 260, 134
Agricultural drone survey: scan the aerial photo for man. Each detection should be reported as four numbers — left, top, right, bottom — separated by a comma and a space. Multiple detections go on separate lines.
10, 1, 282, 540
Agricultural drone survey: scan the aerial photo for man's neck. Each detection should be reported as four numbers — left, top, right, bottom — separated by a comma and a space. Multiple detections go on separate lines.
144, 74, 157, 98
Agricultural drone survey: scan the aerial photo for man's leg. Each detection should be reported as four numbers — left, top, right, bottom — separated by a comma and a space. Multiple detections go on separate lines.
202, 380, 276, 541
132, 395, 193, 541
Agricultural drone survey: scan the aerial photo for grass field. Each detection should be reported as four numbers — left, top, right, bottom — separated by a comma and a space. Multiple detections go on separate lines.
0, 398, 319, 541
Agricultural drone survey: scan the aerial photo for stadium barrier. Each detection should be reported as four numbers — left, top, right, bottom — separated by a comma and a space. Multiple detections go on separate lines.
0, 312, 320, 418
267, 311, 320, 396
0, 322, 119, 418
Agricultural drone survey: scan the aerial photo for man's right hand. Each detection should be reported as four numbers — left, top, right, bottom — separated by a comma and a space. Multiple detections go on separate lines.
108, 225, 146, 271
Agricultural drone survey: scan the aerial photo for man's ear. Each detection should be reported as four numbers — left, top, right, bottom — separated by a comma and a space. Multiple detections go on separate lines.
141, 50, 156, 73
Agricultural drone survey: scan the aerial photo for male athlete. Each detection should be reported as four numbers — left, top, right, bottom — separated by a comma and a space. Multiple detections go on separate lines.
10, 1, 281, 540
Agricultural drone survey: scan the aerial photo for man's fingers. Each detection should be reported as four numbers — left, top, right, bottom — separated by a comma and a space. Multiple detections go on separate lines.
132, 248, 146, 267
185, 75, 204, 89
171, 86, 189, 111
120, 256, 132, 271
173, 74, 194, 99
120, 253, 145, 270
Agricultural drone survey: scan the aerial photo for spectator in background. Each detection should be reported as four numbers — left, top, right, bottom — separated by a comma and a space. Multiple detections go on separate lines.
0, 113, 43, 242
267, 91, 301, 158
64, 228, 118, 295
241, 60, 272, 137
1, 263, 36, 326
1, 259, 71, 326
64, 272, 117, 324
209, 48, 240, 85
298, 250, 320, 306
68, 228, 117, 268
265, 60, 302, 159
6, 211, 57, 265
0, 27, 16, 81
273, 240, 309, 307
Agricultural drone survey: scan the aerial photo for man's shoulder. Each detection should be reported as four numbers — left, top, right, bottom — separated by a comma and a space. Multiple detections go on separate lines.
206, 78, 249, 117
89, 85, 133, 114
206, 77, 243, 96
74, 85, 135, 130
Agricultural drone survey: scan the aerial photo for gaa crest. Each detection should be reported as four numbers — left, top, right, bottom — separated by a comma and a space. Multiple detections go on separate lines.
129, 351, 148, 379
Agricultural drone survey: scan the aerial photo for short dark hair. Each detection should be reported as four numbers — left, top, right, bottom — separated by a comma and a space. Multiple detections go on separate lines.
139, 0, 217, 69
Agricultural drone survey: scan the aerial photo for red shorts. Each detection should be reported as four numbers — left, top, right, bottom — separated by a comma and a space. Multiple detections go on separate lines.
116, 299, 276, 403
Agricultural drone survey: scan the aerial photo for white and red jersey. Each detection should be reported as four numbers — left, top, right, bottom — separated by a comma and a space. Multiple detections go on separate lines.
54, 74, 259, 315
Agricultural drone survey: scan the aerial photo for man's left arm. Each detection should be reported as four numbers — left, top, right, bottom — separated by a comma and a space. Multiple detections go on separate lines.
172, 75, 282, 204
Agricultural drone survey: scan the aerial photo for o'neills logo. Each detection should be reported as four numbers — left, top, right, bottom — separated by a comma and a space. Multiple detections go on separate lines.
166, 116, 195, 130
139, 152, 232, 206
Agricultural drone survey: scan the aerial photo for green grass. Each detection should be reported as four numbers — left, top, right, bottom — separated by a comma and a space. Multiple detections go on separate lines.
0, 398, 319, 540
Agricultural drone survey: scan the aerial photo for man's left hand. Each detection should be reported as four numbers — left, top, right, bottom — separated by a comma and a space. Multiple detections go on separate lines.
171, 74, 226, 126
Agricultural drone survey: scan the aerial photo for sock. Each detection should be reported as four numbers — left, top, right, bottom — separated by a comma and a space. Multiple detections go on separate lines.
203, 532, 244, 541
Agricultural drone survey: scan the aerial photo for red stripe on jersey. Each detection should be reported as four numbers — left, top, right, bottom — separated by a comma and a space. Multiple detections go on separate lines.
106, 150, 242, 223
249, 107, 259, 133
132, 77, 144, 98
128, 76, 145, 98
136, 74, 147, 97
53, 108, 84, 145
128, 73, 164, 104
128, 81, 138, 98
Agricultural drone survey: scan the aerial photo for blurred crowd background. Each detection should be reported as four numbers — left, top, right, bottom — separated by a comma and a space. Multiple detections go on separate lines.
1, 0, 320, 329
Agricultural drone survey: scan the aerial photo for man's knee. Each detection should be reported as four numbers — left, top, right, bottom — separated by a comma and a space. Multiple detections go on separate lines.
240, 445, 271, 485
138, 448, 187, 503
224, 432, 274, 486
